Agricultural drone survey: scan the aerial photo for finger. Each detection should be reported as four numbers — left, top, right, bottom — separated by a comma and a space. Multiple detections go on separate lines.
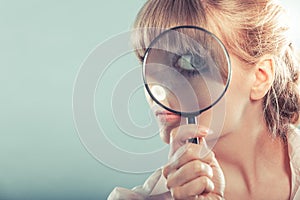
166, 160, 213, 189
170, 176, 214, 200
169, 124, 212, 157
163, 144, 216, 178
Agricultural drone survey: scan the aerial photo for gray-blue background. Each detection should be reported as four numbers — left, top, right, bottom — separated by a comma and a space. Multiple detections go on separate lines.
1, 1, 151, 199
1, 1, 299, 200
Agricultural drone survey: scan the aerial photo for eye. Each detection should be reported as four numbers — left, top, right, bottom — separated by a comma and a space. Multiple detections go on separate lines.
173, 53, 208, 77
191, 54, 207, 72
177, 54, 195, 71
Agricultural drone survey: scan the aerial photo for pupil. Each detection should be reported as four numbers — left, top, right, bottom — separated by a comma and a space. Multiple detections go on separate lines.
176, 53, 206, 72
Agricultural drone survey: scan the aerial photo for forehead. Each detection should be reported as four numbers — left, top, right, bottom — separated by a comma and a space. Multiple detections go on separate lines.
134, 26, 227, 57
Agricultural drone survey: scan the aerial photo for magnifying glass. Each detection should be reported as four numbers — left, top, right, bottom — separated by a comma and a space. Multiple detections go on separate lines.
142, 26, 231, 144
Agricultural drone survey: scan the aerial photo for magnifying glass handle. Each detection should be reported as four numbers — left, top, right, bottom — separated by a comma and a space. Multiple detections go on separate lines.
186, 116, 200, 144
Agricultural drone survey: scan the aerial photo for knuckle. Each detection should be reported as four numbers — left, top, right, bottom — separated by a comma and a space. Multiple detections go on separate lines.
200, 176, 210, 188
171, 187, 183, 200
165, 171, 175, 189
192, 160, 204, 175
166, 179, 172, 190
162, 166, 169, 178
202, 150, 216, 164
184, 144, 197, 159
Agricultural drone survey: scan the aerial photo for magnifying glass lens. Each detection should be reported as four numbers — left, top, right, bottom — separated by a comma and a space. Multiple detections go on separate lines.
143, 26, 231, 117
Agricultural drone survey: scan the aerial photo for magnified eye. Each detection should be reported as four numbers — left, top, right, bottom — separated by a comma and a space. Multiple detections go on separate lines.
173, 53, 208, 77
192, 54, 207, 71
177, 54, 195, 71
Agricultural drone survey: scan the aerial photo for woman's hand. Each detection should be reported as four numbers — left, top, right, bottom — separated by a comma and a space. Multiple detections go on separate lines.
163, 124, 225, 200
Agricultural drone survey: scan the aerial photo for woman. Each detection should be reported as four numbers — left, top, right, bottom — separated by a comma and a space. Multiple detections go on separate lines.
109, 0, 300, 199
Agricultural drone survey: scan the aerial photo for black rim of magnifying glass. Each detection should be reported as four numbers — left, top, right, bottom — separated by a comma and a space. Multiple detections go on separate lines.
142, 25, 232, 118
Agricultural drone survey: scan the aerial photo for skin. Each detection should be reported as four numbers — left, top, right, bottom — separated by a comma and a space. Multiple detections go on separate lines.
145, 54, 291, 199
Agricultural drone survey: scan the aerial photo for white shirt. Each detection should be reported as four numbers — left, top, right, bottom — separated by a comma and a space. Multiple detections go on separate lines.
108, 129, 300, 200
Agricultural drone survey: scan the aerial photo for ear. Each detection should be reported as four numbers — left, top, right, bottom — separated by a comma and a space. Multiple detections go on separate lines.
250, 57, 275, 100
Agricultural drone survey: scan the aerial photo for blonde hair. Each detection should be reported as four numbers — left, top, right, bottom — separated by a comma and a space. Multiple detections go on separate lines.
132, 0, 300, 140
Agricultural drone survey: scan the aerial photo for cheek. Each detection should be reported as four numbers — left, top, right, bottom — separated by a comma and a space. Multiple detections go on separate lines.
144, 88, 153, 106
229, 56, 253, 103
159, 127, 172, 144
220, 66, 252, 132
144, 88, 174, 144
228, 66, 252, 108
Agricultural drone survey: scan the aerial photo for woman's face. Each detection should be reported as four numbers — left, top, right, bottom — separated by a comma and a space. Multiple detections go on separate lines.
144, 53, 255, 144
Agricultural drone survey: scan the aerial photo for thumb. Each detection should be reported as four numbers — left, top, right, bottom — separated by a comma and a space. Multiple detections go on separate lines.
168, 124, 213, 158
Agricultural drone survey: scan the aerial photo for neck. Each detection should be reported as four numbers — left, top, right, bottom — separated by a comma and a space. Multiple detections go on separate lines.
213, 124, 285, 169
210, 103, 289, 191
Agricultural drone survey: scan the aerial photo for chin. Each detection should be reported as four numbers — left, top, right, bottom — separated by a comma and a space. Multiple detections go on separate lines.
156, 120, 180, 144
205, 131, 223, 143
159, 128, 171, 144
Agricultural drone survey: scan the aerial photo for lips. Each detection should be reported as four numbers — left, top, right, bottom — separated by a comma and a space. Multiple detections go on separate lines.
154, 110, 181, 123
